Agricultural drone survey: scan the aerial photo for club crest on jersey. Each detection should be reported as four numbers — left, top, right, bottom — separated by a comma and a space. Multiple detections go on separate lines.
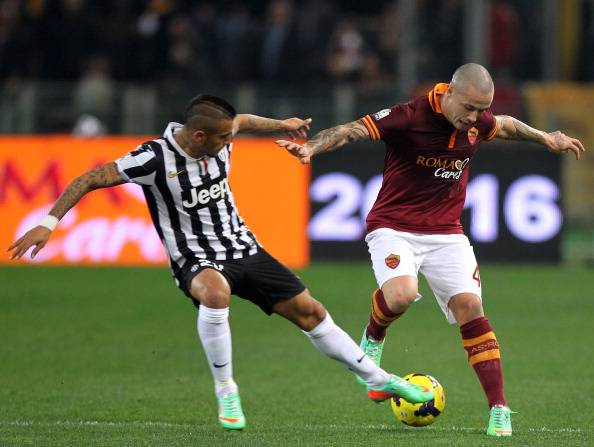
467, 127, 479, 145
373, 109, 391, 120
385, 254, 400, 269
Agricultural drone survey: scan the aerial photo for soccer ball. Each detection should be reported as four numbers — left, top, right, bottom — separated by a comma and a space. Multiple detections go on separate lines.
390, 373, 446, 427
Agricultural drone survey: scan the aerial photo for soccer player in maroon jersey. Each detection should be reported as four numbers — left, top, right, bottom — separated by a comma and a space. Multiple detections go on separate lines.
277, 63, 586, 437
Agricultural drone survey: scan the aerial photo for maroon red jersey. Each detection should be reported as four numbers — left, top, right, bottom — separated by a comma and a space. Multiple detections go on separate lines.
361, 83, 498, 234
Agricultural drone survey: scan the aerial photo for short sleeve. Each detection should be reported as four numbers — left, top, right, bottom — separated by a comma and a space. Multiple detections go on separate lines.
115, 143, 158, 186
361, 103, 413, 141
483, 111, 499, 141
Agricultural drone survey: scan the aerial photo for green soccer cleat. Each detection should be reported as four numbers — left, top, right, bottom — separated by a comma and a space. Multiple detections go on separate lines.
487, 405, 513, 436
217, 392, 246, 430
355, 330, 385, 386
367, 374, 434, 403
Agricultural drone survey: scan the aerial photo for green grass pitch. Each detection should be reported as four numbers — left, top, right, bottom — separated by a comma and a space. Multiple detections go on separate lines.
1, 263, 593, 446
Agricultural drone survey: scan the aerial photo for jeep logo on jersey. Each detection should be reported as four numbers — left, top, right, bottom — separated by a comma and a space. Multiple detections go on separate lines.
416, 156, 470, 180
181, 177, 229, 209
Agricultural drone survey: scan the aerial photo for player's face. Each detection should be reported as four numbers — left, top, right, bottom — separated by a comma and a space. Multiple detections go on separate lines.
204, 119, 234, 155
443, 85, 493, 131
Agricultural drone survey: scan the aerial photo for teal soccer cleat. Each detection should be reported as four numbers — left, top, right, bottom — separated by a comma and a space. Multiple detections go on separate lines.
355, 330, 385, 386
217, 392, 246, 430
367, 374, 434, 403
487, 405, 513, 436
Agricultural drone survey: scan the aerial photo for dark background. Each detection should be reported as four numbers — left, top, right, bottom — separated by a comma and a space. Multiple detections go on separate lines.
310, 141, 561, 262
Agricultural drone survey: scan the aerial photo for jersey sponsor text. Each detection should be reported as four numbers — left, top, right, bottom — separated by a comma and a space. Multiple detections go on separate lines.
182, 177, 229, 209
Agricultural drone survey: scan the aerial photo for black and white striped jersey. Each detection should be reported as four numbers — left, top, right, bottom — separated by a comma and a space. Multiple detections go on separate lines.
115, 122, 259, 278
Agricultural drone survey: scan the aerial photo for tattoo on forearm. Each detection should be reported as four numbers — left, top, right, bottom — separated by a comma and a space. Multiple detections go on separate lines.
497, 115, 544, 143
309, 120, 369, 156
49, 162, 124, 219
245, 115, 282, 132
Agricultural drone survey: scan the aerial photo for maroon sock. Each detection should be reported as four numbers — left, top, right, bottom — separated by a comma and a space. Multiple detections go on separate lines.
366, 289, 403, 341
460, 316, 506, 408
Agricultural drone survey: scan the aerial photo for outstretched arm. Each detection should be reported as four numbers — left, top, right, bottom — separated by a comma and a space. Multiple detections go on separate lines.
7, 162, 126, 259
276, 120, 371, 164
233, 114, 311, 140
48, 162, 125, 220
494, 115, 586, 160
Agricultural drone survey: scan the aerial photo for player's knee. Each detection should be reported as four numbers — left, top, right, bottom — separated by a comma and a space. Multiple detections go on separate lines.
450, 293, 483, 323
295, 294, 326, 321
300, 299, 327, 331
277, 291, 326, 330
308, 297, 327, 323
192, 286, 230, 308
189, 271, 231, 308
384, 286, 417, 310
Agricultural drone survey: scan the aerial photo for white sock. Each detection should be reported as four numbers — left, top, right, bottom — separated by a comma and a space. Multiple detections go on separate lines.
304, 313, 390, 388
197, 307, 236, 396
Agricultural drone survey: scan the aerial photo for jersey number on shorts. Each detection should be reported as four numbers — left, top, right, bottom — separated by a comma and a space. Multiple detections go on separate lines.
191, 260, 224, 272
472, 266, 481, 287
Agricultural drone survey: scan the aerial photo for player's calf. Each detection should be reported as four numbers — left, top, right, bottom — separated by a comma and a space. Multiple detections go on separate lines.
356, 289, 404, 385
366, 288, 407, 340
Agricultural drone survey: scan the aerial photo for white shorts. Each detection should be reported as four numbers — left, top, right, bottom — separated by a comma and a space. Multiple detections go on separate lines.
365, 228, 482, 324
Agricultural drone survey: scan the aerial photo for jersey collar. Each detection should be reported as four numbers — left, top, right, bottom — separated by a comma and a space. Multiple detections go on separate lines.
428, 83, 448, 114
163, 122, 208, 161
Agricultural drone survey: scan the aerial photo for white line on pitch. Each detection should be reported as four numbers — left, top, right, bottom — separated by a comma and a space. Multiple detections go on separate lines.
304, 424, 585, 433
0, 420, 192, 429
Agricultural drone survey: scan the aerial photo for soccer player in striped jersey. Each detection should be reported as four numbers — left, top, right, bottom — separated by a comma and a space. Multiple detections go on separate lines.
8, 94, 434, 430
277, 63, 586, 437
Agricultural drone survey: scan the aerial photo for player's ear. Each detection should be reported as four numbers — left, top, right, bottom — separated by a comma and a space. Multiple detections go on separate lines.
191, 129, 207, 144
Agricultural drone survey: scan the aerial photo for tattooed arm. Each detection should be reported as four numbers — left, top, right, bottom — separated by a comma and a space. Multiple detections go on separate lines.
49, 162, 126, 219
275, 120, 371, 164
7, 162, 126, 259
234, 114, 311, 140
494, 115, 586, 160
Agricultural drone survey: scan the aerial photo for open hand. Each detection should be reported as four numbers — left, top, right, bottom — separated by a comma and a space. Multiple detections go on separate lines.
275, 139, 313, 164
545, 131, 586, 160
280, 118, 312, 140
6, 226, 52, 260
